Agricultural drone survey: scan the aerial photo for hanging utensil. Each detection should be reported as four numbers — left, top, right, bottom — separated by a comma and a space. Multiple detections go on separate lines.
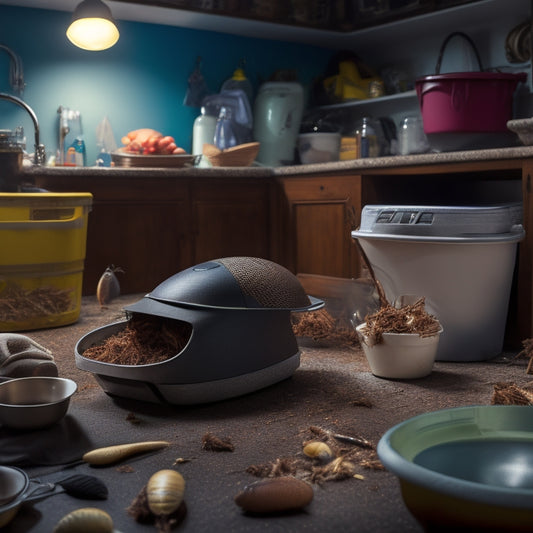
183, 56, 210, 107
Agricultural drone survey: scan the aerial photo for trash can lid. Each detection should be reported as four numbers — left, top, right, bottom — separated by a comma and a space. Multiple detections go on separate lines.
352, 204, 524, 243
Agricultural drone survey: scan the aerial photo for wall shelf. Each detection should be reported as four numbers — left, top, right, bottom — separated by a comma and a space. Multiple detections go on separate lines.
318, 90, 418, 114
0, 0, 528, 50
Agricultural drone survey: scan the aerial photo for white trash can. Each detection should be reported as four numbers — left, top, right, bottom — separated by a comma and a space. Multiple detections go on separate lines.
352, 204, 524, 362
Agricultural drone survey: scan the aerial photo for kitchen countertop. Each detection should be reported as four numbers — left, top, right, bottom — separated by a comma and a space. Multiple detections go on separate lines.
2, 294, 531, 532
19, 145, 533, 180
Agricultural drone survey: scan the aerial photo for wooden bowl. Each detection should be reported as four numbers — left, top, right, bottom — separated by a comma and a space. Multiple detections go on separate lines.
203, 142, 259, 167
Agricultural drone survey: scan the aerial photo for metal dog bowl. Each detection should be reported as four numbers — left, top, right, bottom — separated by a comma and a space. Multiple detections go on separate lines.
76, 257, 323, 405
0, 376, 77, 430
378, 405, 533, 532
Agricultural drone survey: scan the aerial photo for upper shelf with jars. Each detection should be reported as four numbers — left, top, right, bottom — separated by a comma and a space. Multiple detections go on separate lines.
4, 0, 528, 50
111, 0, 482, 34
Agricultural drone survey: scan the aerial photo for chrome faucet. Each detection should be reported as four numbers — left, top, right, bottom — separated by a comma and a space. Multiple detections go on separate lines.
0, 93, 46, 165
0, 44, 25, 96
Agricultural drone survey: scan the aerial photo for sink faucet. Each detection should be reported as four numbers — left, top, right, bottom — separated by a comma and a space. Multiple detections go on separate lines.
0, 44, 25, 96
0, 93, 45, 165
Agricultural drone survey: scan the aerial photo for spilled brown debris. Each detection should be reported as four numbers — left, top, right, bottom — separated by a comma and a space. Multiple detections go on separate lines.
246, 426, 383, 486
515, 338, 533, 374
116, 464, 135, 473
492, 382, 533, 405
126, 412, 142, 425
292, 308, 359, 346
128, 483, 186, 533
202, 432, 235, 452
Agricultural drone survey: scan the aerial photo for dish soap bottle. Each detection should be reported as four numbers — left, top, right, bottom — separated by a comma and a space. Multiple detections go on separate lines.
214, 106, 238, 150
68, 137, 86, 166
221, 65, 253, 107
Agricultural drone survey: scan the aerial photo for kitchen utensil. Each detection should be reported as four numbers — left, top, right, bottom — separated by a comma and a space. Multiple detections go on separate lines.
203, 141, 259, 167
76, 257, 323, 405
0, 376, 77, 429
0, 467, 107, 528
378, 405, 533, 532
415, 32, 527, 151
253, 82, 304, 166
183, 56, 210, 107
111, 151, 197, 168
0, 465, 26, 505
297, 132, 340, 164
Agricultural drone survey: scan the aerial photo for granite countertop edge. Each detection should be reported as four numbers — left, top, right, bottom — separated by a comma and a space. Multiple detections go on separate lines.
20, 145, 533, 179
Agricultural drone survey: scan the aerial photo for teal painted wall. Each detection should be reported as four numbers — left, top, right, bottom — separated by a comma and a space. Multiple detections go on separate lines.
0, 5, 333, 165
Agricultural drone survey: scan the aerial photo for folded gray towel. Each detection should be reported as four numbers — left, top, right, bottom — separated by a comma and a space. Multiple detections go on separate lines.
0, 333, 57, 377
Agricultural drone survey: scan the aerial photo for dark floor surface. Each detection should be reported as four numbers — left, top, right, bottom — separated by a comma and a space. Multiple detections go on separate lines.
2, 294, 531, 533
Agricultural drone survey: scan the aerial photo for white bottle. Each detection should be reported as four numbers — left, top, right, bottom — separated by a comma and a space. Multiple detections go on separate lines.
193, 106, 217, 166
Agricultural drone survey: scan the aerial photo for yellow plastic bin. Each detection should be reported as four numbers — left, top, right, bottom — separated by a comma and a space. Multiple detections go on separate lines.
0, 193, 93, 331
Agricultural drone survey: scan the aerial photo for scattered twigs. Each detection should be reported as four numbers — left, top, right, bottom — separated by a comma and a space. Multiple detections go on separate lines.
514, 338, 533, 374
492, 382, 533, 405
291, 308, 359, 346
246, 426, 382, 486
202, 433, 235, 452
354, 240, 388, 309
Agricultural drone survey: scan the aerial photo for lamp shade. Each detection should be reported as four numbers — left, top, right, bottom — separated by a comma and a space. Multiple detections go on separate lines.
66, 0, 119, 51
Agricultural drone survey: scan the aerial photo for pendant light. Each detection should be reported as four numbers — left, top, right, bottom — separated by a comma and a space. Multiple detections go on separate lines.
66, 0, 119, 51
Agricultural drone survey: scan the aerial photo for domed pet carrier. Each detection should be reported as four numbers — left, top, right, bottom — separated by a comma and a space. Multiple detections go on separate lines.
75, 257, 323, 404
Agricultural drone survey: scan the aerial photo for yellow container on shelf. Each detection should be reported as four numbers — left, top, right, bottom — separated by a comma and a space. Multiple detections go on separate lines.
0, 193, 93, 331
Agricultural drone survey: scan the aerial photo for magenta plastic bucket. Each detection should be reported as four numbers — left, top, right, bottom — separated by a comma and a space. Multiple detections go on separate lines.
416, 72, 527, 134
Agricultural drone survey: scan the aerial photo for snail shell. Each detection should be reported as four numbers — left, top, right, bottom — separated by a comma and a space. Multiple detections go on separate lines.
303, 441, 334, 462
53, 507, 113, 533
96, 266, 122, 306
234, 476, 313, 514
147, 469, 185, 516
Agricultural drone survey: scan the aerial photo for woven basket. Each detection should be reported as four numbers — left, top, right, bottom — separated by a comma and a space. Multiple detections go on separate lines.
203, 142, 259, 167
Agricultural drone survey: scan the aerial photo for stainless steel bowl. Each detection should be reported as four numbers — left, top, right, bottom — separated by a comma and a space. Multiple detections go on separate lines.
0, 377, 77, 429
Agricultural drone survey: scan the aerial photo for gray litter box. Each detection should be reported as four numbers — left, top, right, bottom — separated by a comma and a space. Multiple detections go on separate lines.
352, 204, 524, 362
75, 257, 323, 404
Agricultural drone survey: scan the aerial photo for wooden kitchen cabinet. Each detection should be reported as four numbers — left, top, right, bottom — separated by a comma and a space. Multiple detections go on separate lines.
32, 173, 193, 295
33, 173, 274, 295
190, 179, 273, 264
277, 174, 362, 279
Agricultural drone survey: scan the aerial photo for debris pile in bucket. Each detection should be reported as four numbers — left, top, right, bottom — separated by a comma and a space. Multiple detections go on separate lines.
0, 283, 73, 321
359, 298, 441, 344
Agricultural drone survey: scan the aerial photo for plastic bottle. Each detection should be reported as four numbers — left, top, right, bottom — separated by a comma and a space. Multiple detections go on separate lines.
192, 106, 217, 155
356, 118, 379, 158
214, 106, 238, 150
221, 67, 253, 107
68, 137, 86, 166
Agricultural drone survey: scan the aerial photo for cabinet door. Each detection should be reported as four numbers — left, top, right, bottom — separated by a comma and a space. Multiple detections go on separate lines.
191, 179, 272, 263
280, 175, 361, 278
33, 174, 192, 295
